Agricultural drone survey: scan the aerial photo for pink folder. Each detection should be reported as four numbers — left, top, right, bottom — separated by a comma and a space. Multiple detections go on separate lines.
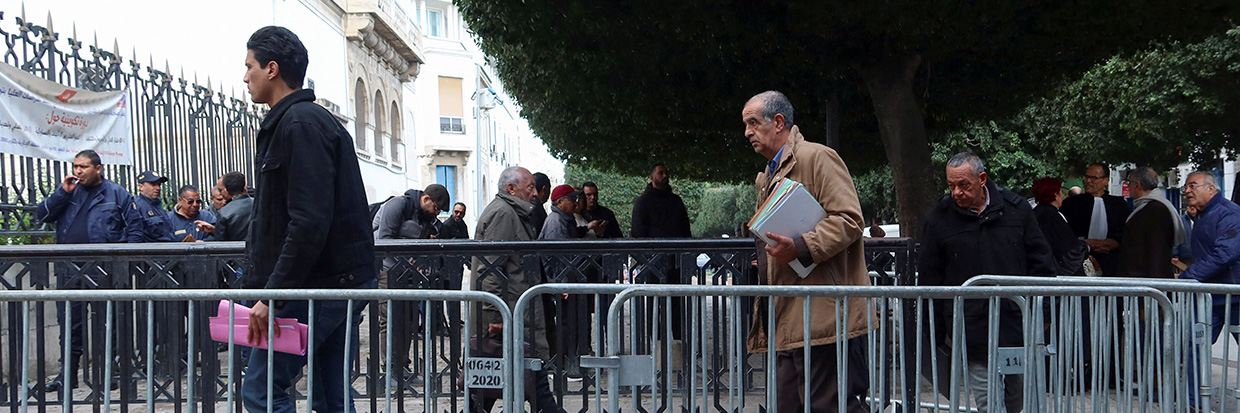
209, 301, 309, 356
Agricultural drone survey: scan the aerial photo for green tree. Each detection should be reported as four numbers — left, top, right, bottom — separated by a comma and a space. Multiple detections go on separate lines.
1016, 27, 1240, 171
565, 164, 757, 237
458, 0, 1240, 239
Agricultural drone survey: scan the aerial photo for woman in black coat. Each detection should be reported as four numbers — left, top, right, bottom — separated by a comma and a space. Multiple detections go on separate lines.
1032, 177, 1091, 275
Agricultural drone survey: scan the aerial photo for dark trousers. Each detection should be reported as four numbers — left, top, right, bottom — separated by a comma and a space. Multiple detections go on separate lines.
775, 335, 870, 413
54, 266, 95, 378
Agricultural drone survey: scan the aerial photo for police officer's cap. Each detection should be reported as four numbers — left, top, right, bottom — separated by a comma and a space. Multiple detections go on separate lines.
136, 170, 169, 184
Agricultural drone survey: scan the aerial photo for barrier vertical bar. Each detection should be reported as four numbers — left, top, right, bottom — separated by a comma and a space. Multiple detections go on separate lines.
19, 301, 28, 412
147, 300, 155, 413
187, 300, 195, 413
104, 300, 113, 411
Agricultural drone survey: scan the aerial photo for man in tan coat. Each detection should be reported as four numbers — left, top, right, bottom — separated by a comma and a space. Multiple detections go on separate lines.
742, 91, 871, 412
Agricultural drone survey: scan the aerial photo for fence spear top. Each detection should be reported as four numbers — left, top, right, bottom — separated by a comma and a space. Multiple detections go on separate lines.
45, 11, 52, 38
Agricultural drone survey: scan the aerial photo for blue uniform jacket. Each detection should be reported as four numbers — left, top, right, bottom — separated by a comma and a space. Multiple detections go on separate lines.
1181, 193, 1240, 303
35, 177, 140, 243
167, 209, 216, 241
129, 195, 175, 242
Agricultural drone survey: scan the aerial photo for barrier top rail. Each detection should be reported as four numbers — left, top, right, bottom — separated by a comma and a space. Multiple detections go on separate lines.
963, 274, 1240, 295
0, 237, 912, 257
0, 287, 510, 305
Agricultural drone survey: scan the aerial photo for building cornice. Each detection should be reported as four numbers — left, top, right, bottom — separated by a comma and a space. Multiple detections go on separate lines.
345, 0, 424, 82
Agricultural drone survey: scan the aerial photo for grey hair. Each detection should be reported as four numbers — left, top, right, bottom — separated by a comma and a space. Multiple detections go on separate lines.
947, 152, 986, 175
749, 90, 795, 127
1129, 167, 1160, 191
1188, 171, 1218, 189
497, 166, 528, 193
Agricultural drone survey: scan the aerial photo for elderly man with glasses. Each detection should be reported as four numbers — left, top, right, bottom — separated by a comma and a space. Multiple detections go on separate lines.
167, 184, 217, 241
1059, 163, 1132, 275
1179, 171, 1240, 409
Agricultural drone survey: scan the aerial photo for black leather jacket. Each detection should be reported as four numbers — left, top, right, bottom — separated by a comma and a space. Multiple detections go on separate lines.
241, 89, 375, 290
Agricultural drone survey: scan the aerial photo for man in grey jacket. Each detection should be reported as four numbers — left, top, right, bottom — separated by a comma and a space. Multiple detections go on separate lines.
471, 166, 563, 413
371, 183, 449, 387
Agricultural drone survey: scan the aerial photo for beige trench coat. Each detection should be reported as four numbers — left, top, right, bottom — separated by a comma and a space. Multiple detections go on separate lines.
747, 126, 873, 353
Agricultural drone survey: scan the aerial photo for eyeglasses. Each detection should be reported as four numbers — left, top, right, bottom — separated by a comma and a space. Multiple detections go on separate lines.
1084, 174, 1108, 180
182, 198, 202, 204
452, 210, 465, 215
1185, 182, 1214, 191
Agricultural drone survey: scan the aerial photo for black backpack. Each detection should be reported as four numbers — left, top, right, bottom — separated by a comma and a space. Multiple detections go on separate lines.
368, 193, 419, 230
368, 195, 396, 224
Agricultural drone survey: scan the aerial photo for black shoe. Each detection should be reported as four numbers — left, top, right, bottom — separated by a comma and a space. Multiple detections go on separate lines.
44, 375, 77, 392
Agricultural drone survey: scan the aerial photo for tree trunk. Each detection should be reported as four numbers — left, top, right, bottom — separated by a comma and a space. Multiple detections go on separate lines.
854, 51, 938, 241
824, 92, 841, 150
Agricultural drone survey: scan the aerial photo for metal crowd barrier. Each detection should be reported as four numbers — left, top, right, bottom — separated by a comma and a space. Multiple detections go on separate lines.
535, 284, 1175, 413
0, 288, 514, 413
0, 238, 915, 411
966, 275, 1240, 413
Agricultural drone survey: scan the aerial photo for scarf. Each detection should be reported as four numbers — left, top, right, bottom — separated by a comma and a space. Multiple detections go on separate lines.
1087, 197, 1109, 240
1128, 188, 1188, 245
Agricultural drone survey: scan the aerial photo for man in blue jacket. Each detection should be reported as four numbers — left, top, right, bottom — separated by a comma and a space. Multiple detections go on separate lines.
128, 171, 175, 242
35, 149, 140, 392
1179, 171, 1240, 408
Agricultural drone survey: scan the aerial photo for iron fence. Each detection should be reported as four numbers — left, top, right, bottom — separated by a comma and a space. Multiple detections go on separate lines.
0, 9, 261, 231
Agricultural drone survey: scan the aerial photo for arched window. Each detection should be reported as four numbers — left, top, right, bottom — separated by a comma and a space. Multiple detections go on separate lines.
373, 90, 385, 156
353, 79, 367, 150
390, 101, 400, 161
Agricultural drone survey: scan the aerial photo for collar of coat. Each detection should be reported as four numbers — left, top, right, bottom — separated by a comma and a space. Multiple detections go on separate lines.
259, 89, 316, 132
496, 191, 534, 218
756, 125, 805, 186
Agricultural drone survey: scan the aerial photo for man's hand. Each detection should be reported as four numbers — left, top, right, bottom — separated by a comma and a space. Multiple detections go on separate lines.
247, 301, 279, 344
1084, 238, 1119, 253
195, 220, 215, 233
62, 175, 79, 193
764, 232, 798, 266
587, 220, 604, 232
488, 323, 503, 336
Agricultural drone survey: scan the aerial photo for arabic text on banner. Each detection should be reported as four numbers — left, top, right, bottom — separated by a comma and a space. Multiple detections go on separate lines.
0, 62, 133, 165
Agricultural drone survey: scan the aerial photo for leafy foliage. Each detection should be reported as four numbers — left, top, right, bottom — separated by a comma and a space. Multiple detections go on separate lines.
932, 121, 1061, 197
565, 164, 755, 238
1016, 27, 1240, 171
460, 0, 1240, 239
458, 1, 1238, 181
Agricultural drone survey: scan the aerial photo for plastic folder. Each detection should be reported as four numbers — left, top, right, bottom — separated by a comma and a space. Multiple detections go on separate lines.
748, 179, 827, 278
209, 300, 308, 356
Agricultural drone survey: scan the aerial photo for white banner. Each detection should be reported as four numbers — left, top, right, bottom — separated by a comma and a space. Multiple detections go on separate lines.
0, 61, 133, 164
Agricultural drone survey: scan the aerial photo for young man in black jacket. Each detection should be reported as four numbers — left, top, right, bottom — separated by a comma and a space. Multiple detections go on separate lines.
239, 26, 376, 412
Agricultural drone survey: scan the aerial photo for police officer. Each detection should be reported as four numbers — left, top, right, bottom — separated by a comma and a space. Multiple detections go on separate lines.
129, 170, 175, 242
35, 150, 141, 392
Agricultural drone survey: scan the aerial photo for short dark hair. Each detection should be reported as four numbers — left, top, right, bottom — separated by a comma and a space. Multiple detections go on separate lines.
532, 172, 551, 192
454, 202, 466, 210
246, 26, 308, 89
1087, 163, 1110, 174
582, 181, 598, 189
178, 184, 199, 198
221, 171, 246, 196
650, 163, 666, 175
74, 150, 101, 166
